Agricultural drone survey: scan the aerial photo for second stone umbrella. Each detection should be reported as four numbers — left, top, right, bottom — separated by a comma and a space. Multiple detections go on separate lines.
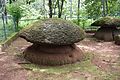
91, 16, 120, 41
20, 18, 85, 66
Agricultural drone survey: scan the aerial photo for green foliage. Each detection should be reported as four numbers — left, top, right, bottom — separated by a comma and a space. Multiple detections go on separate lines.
7, 3, 23, 22
72, 19, 93, 29
26, 0, 35, 3
6, 2, 23, 31
84, 0, 102, 19
84, 0, 119, 19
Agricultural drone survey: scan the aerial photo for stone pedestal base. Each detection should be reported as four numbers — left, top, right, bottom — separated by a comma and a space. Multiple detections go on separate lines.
95, 27, 119, 41
23, 44, 84, 66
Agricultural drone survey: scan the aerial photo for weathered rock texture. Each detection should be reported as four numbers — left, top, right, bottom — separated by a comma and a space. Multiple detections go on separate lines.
20, 18, 85, 66
24, 44, 84, 66
20, 18, 85, 45
91, 16, 120, 27
94, 27, 118, 41
91, 16, 120, 41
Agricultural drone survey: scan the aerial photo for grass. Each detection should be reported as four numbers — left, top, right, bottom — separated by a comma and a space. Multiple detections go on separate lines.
21, 52, 118, 80
0, 32, 18, 44
0, 18, 15, 43
0, 17, 32, 43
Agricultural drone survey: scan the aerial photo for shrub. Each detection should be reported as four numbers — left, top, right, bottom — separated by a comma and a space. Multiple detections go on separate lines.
7, 3, 23, 31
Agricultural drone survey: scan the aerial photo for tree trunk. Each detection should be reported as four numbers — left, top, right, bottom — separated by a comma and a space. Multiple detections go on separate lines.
105, 0, 108, 16
4, 7, 8, 24
58, 0, 61, 18
0, 0, 2, 7
13, 0, 16, 2
2, 13, 7, 39
43, 0, 46, 18
9, 0, 12, 4
49, 0, 52, 18
101, 0, 106, 17
70, 0, 72, 19
77, 0, 80, 25
58, 0, 65, 18
16, 20, 19, 31
60, 0, 64, 18
53, 0, 57, 15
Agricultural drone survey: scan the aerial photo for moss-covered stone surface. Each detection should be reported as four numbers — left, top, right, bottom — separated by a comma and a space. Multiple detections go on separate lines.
94, 27, 118, 41
91, 16, 120, 41
91, 16, 120, 27
20, 18, 85, 45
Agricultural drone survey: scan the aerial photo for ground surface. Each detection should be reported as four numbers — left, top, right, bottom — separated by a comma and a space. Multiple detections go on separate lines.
0, 36, 120, 80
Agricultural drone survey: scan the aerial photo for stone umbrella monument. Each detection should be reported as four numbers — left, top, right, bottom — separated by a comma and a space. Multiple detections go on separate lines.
91, 16, 120, 41
20, 18, 85, 66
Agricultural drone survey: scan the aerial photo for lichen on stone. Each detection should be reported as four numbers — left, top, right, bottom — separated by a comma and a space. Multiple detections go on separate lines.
20, 18, 85, 45
91, 16, 120, 27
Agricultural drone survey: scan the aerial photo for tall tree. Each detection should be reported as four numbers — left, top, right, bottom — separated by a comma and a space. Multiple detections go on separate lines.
101, 0, 106, 17
58, 0, 65, 18
48, 0, 52, 18
0, 0, 2, 7
77, 0, 80, 25
70, 0, 72, 18
9, 0, 12, 4
53, 0, 57, 15
84, 0, 118, 19
84, 0, 102, 19
58, 0, 60, 17
43, 0, 46, 18
105, 0, 108, 15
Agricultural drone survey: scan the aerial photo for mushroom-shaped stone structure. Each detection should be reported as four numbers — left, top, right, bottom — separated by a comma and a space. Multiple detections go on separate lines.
91, 16, 120, 41
20, 18, 85, 66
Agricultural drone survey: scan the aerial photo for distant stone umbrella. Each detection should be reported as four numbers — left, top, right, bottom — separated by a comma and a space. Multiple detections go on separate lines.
20, 18, 85, 66
91, 16, 120, 41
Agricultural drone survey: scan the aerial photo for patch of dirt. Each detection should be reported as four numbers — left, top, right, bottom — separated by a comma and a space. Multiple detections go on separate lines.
0, 37, 120, 80
0, 38, 32, 80
77, 38, 120, 72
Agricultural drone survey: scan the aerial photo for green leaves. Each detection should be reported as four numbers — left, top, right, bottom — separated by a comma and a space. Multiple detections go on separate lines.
6, 2, 23, 31
84, 0, 120, 19
7, 3, 23, 21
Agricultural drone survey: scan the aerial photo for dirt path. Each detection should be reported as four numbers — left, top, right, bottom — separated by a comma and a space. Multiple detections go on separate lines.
77, 38, 120, 72
0, 37, 120, 80
0, 38, 31, 80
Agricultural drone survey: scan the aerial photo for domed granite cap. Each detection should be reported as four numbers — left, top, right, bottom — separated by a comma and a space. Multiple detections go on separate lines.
20, 18, 85, 45
91, 16, 120, 27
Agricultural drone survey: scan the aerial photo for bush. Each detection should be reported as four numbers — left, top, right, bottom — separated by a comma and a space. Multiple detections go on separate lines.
7, 3, 23, 31
72, 19, 92, 29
